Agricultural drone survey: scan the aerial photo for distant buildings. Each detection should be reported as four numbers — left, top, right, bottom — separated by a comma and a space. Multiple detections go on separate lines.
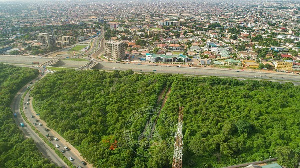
37, 33, 73, 48
105, 41, 126, 60
37, 33, 55, 48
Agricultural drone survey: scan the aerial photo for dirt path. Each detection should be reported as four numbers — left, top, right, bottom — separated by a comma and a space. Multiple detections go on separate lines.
150, 87, 171, 137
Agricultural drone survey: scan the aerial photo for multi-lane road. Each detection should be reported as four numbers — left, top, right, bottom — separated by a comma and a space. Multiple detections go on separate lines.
98, 62, 300, 85
11, 78, 68, 168
12, 75, 91, 168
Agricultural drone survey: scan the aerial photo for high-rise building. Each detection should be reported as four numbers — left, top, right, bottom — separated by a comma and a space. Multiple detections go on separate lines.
105, 41, 126, 60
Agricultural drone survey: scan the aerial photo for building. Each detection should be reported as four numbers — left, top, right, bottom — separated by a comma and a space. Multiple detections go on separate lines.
37, 33, 51, 48
56, 36, 73, 47
242, 60, 259, 69
292, 62, 300, 71
273, 61, 293, 71
105, 41, 126, 60
146, 53, 188, 63
108, 22, 119, 29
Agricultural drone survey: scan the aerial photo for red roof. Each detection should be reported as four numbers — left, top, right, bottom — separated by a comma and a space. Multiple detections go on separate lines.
281, 54, 292, 58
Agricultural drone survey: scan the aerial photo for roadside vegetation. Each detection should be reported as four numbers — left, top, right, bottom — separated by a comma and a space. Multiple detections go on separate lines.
0, 63, 57, 168
70, 45, 88, 51
31, 70, 300, 167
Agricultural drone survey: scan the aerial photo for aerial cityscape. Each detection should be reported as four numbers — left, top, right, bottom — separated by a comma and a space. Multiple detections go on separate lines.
0, 0, 300, 168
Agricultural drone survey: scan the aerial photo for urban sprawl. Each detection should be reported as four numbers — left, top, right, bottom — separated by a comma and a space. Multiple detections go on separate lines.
1, 0, 300, 73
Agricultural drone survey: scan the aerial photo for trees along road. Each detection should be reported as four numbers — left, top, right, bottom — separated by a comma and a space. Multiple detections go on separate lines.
12, 75, 92, 168
11, 78, 68, 168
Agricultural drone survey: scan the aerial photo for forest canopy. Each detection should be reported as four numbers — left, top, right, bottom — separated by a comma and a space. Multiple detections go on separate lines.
31, 70, 300, 168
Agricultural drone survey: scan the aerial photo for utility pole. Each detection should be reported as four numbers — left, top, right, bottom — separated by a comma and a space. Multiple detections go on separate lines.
172, 106, 183, 168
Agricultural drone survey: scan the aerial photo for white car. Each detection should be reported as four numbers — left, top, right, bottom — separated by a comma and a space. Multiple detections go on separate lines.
39, 123, 42, 126
54, 137, 59, 141
55, 144, 60, 148
69, 157, 74, 161
64, 146, 70, 151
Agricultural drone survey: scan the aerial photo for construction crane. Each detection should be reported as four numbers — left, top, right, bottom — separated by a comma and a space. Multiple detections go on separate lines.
172, 106, 183, 168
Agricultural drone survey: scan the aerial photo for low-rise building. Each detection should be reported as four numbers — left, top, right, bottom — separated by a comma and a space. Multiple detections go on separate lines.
273, 61, 293, 71
292, 62, 300, 71
242, 60, 259, 69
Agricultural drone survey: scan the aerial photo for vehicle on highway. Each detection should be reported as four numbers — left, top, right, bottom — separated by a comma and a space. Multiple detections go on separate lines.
81, 161, 87, 165
54, 137, 59, 141
64, 146, 70, 151
55, 144, 60, 148
31, 115, 34, 118
69, 157, 74, 161
39, 123, 43, 126
61, 150, 65, 153
45, 128, 49, 131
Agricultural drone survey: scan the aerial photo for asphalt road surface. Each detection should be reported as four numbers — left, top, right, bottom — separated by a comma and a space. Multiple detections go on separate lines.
11, 79, 68, 168
98, 62, 300, 85
24, 83, 91, 168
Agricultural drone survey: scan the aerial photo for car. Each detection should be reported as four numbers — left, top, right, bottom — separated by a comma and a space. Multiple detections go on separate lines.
39, 123, 43, 126
64, 146, 70, 151
54, 137, 59, 141
55, 144, 60, 148
61, 150, 65, 153
81, 161, 87, 165
24, 107, 27, 109
69, 157, 74, 161
45, 128, 49, 131
31, 115, 34, 118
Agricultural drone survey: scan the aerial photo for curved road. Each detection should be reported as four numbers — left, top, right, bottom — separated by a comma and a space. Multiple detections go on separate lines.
11, 78, 68, 168
23, 89, 91, 168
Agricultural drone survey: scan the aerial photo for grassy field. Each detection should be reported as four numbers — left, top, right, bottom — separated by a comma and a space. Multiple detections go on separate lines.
70, 45, 88, 51
172, 51, 184, 55
47, 67, 71, 71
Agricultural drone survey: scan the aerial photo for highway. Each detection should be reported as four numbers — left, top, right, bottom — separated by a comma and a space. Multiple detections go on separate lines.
23, 81, 92, 168
98, 62, 300, 85
11, 78, 68, 168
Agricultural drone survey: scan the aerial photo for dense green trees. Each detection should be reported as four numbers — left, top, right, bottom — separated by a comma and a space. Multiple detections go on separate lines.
0, 63, 56, 168
31, 70, 300, 167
